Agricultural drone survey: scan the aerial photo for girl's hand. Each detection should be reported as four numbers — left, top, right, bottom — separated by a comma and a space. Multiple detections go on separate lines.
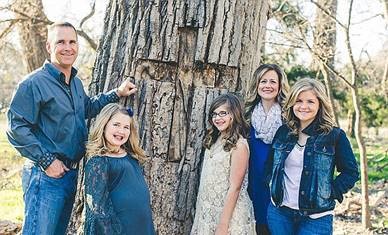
215, 223, 228, 235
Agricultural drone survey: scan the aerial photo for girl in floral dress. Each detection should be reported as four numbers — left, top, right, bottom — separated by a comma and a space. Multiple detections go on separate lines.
191, 93, 256, 235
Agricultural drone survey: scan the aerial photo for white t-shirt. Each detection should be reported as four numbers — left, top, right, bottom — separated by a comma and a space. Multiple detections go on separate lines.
281, 144, 333, 219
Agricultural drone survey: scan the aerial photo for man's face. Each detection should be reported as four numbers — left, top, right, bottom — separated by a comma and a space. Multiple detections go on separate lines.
46, 26, 78, 69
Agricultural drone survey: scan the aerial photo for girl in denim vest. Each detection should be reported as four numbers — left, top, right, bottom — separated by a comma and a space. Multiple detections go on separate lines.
266, 78, 359, 235
245, 64, 289, 235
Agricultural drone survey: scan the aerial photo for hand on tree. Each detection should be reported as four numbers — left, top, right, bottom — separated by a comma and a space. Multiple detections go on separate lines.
45, 159, 69, 178
116, 78, 137, 97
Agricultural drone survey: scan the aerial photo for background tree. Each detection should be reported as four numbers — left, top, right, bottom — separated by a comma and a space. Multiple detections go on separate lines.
0, 0, 98, 73
69, 0, 270, 234
312, 0, 339, 126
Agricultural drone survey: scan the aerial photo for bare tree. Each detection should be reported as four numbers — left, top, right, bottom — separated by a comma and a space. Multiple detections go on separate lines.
310, 0, 371, 229
312, 0, 339, 126
0, 0, 98, 73
381, 0, 388, 93
69, 0, 270, 234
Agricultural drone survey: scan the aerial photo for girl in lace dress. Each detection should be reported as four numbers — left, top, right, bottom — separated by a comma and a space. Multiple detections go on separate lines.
245, 64, 289, 235
84, 103, 155, 235
191, 93, 256, 235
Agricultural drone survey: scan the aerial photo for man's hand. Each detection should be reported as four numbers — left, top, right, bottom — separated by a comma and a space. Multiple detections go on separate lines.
116, 79, 137, 97
45, 159, 69, 178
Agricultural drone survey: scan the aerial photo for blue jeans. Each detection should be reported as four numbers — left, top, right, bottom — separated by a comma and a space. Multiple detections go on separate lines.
267, 203, 333, 235
21, 162, 78, 235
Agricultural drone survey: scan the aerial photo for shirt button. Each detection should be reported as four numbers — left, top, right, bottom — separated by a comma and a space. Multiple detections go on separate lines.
305, 171, 309, 175
303, 211, 308, 215
307, 152, 312, 156
301, 191, 305, 195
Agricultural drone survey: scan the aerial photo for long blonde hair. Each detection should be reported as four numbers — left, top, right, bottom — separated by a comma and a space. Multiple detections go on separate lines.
86, 103, 146, 162
245, 64, 289, 122
283, 78, 335, 135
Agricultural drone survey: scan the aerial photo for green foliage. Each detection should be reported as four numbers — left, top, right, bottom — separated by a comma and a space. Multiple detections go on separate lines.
359, 91, 388, 128
350, 138, 388, 182
285, 65, 317, 84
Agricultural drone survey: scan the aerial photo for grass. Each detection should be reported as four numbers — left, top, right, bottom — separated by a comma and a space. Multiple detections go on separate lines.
0, 113, 24, 223
351, 138, 388, 182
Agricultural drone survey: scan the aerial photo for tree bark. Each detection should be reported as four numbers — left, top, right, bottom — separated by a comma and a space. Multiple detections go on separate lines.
69, 0, 269, 234
312, 0, 339, 126
11, 0, 49, 72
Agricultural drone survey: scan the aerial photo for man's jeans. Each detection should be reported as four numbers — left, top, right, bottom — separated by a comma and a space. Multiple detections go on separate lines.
21, 163, 78, 235
267, 203, 333, 235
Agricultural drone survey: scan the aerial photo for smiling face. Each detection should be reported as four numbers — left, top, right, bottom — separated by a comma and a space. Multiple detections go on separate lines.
46, 26, 78, 71
257, 70, 280, 102
104, 113, 132, 150
211, 104, 233, 134
293, 90, 320, 129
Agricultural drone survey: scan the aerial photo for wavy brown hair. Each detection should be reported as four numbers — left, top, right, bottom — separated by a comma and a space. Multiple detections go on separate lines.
245, 64, 289, 123
283, 78, 335, 135
86, 103, 146, 163
203, 93, 249, 152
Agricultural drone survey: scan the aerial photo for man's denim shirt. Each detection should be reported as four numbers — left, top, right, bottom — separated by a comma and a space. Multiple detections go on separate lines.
7, 61, 119, 169
266, 120, 359, 215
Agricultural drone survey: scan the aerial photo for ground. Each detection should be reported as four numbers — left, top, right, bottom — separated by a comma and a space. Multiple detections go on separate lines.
0, 114, 387, 234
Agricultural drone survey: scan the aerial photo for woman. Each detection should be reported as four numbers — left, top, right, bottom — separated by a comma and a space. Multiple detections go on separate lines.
266, 78, 359, 235
245, 64, 289, 234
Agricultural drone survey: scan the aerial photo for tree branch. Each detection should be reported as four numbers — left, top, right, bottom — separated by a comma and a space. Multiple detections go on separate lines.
310, 0, 347, 29
80, 0, 96, 29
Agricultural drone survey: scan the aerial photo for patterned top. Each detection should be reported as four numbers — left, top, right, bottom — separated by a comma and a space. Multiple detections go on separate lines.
191, 137, 256, 235
84, 155, 155, 235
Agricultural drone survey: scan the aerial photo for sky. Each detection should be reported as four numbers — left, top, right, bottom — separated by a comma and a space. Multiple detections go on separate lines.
266, 0, 387, 66
4, 0, 387, 67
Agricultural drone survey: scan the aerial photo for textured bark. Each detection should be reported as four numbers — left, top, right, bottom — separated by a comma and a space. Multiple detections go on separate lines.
312, 0, 339, 126
12, 0, 49, 72
70, 0, 270, 234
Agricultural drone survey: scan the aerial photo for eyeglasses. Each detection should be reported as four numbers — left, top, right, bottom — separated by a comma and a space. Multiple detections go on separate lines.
210, 111, 229, 119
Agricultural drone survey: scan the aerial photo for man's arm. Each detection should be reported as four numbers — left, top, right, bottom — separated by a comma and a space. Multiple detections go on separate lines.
7, 82, 55, 169
83, 79, 137, 119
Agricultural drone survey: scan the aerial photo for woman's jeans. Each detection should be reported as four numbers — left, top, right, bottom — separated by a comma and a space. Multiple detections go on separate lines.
267, 203, 333, 235
21, 162, 78, 235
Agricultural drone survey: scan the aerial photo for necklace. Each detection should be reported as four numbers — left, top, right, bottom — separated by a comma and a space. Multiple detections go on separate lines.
295, 142, 305, 151
296, 142, 305, 147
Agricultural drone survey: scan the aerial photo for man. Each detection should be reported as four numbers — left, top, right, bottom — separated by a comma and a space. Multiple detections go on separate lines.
7, 22, 136, 235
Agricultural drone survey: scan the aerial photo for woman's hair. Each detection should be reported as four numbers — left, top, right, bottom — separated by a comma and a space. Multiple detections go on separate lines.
86, 103, 146, 162
203, 93, 249, 152
283, 78, 335, 135
245, 64, 289, 122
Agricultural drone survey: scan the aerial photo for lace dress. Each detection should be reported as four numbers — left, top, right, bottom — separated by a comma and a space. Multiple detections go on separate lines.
191, 137, 256, 235
84, 155, 155, 235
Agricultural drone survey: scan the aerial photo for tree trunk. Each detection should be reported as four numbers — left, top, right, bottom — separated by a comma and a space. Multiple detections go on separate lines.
312, 0, 339, 126
350, 85, 371, 229
381, 0, 388, 93
12, 0, 49, 72
69, 0, 269, 234
346, 109, 355, 137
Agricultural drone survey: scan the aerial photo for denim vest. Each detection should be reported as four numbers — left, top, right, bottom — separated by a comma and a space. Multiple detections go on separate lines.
267, 121, 359, 215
